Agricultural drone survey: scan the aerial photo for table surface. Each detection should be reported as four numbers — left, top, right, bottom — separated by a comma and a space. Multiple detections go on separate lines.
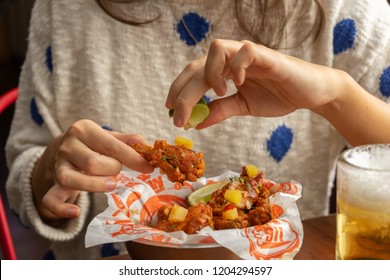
294, 214, 336, 260
104, 214, 336, 260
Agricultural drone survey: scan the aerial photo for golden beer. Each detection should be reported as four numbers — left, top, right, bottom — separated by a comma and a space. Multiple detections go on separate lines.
336, 199, 390, 260
336, 144, 390, 260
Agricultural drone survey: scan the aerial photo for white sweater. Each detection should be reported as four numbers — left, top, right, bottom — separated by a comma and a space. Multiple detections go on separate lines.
6, 0, 390, 259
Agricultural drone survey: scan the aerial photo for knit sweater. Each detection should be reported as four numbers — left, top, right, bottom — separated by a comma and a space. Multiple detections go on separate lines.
5, 0, 390, 259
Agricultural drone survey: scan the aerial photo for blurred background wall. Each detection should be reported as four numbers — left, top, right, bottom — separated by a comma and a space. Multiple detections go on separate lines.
1, 0, 50, 260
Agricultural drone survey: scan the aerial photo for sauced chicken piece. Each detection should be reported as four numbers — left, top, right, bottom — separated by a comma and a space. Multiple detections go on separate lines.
207, 167, 272, 229
155, 203, 214, 234
213, 210, 249, 230
247, 187, 272, 226
131, 140, 205, 183
207, 168, 263, 215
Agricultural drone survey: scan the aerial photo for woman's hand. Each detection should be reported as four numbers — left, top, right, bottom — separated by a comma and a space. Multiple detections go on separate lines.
32, 119, 154, 221
166, 39, 341, 129
167, 38, 390, 146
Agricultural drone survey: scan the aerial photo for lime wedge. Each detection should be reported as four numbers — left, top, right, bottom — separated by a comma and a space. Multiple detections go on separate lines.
168, 97, 209, 129
188, 182, 226, 206
185, 103, 210, 130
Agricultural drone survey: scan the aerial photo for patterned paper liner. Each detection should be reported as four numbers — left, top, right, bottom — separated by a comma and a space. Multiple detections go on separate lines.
85, 169, 303, 260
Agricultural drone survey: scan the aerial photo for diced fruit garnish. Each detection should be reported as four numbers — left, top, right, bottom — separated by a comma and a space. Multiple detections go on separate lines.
224, 189, 242, 205
222, 204, 238, 220
168, 205, 188, 222
174, 136, 193, 149
187, 182, 226, 206
246, 164, 259, 178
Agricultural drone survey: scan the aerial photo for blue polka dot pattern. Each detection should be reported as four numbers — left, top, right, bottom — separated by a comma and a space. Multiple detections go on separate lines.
333, 18, 356, 55
102, 124, 113, 131
46, 46, 53, 73
267, 125, 293, 162
176, 12, 210, 46
30, 97, 44, 126
379, 66, 390, 98
101, 243, 119, 258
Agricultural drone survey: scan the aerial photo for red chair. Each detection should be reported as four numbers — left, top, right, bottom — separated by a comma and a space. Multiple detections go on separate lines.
0, 87, 18, 260
0, 88, 18, 114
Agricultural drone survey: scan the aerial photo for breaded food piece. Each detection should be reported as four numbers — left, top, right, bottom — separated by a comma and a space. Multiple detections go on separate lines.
213, 211, 249, 230
155, 203, 214, 234
132, 140, 205, 183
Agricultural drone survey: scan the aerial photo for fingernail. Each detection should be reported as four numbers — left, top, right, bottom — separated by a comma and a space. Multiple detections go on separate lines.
174, 116, 184, 127
105, 179, 117, 192
66, 208, 80, 217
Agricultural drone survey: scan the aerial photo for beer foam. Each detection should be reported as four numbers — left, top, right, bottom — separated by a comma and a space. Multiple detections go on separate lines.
338, 144, 390, 211
343, 144, 390, 171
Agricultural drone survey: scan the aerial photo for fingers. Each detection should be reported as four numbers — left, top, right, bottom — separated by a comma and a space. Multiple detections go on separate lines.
204, 39, 244, 93
230, 41, 288, 83
64, 120, 153, 173
53, 120, 154, 194
57, 136, 122, 176
166, 58, 207, 109
166, 39, 256, 128
166, 58, 211, 127
167, 39, 293, 128
41, 184, 81, 219
55, 159, 119, 193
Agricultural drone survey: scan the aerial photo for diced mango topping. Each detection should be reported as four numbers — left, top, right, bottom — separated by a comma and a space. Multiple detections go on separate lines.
246, 164, 259, 178
222, 205, 238, 220
224, 189, 242, 205
168, 205, 188, 222
174, 136, 194, 149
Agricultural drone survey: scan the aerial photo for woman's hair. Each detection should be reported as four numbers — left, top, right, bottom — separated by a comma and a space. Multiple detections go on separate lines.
96, 0, 323, 49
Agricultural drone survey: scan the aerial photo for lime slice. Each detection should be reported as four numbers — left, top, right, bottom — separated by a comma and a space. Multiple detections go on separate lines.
168, 96, 209, 119
188, 182, 226, 206
185, 103, 210, 130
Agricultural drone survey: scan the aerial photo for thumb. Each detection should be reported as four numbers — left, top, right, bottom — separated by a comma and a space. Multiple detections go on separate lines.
196, 94, 249, 129
41, 184, 81, 219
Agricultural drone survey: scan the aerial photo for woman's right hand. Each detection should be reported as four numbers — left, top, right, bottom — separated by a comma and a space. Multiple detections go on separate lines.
31, 119, 154, 221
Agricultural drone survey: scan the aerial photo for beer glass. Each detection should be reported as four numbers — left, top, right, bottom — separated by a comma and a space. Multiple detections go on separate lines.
336, 144, 390, 260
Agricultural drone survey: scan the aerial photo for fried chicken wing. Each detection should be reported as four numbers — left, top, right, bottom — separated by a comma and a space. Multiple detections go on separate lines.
132, 140, 205, 183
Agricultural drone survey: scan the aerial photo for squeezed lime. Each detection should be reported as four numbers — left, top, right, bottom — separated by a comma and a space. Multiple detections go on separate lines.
169, 97, 210, 130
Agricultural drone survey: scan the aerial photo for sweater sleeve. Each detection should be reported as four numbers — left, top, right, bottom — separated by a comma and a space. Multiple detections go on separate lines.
329, 0, 390, 101
5, 0, 90, 241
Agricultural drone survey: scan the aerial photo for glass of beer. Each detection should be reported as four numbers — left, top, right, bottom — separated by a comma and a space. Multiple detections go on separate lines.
336, 144, 390, 260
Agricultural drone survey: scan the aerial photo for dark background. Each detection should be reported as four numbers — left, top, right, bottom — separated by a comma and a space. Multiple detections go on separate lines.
1, 0, 49, 260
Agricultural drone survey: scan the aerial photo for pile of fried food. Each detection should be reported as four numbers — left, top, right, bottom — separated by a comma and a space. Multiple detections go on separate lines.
132, 138, 272, 234
156, 166, 272, 234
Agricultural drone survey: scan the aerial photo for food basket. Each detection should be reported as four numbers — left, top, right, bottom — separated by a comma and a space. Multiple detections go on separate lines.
85, 169, 303, 260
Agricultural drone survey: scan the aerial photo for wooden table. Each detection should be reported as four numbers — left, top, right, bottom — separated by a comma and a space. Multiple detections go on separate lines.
104, 215, 336, 260
294, 214, 336, 260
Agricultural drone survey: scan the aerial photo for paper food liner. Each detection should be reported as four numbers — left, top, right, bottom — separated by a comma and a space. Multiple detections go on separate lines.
85, 169, 303, 260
